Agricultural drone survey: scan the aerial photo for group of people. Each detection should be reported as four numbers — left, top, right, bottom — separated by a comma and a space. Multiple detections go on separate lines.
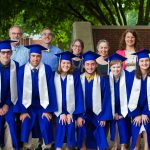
0, 25, 150, 150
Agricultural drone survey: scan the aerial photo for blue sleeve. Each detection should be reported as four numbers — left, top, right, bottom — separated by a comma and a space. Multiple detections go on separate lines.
129, 109, 142, 118
5, 92, 12, 107
97, 76, 113, 121
73, 72, 84, 115
142, 104, 149, 115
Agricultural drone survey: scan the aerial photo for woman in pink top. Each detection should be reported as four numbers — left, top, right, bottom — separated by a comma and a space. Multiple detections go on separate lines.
117, 29, 141, 72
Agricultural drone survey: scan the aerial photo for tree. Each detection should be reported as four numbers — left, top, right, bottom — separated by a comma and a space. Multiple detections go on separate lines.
0, 0, 150, 48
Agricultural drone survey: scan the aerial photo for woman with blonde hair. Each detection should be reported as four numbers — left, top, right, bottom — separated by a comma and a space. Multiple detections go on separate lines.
96, 39, 110, 75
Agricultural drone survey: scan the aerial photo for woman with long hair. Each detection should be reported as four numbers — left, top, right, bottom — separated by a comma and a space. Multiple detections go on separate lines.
117, 29, 141, 72
54, 51, 84, 150
128, 49, 150, 150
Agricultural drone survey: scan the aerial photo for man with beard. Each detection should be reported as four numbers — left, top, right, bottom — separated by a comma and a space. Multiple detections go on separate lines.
9, 25, 29, 66
40, 28, 62, 71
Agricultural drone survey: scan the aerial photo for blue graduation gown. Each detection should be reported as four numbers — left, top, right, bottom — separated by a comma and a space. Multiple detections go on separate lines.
0, 62, 19, 149
54, 72, 84, 148
72, 59, 84, 74
77, 75, 112, 150
129, 75, 150, 149
110, 70, 132, 144
15, 64, 57, 145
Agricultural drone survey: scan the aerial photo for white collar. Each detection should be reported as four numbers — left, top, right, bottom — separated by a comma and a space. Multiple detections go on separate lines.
29, 63, 40, 70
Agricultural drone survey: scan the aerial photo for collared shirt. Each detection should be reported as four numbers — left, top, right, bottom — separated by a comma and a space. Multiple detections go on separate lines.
41, 45, 61, 71
85, 73, 95, 82
11, 44, 29, 66
29, 63, 40, 70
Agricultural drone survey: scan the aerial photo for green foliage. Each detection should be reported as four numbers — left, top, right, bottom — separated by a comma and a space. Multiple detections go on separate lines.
126, 10, 138, 26
0, 0, 150, 49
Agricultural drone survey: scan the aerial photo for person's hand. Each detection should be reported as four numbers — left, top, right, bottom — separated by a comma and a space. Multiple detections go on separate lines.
118, 115, 123, 120
142, 114, 149, 125
42, 113, 52, 122
67, 114, 73, 124
59, 114, 67, 125
133, 115, 142, 126
115, 113, 119, 120
0, 108, 3, 116
20, 113, 30, 122
1, 104, 9, 115
99, 121, 106, 127
0, 104, 9, 116
77, 117, 85, 127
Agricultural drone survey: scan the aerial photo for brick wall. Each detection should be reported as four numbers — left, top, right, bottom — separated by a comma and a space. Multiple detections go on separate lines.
20, 38, 42, 45
21, 24, 150, 55
92, 26, 150, 54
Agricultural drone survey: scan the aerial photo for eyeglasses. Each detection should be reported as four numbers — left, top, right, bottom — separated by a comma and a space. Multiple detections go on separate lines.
42, 33, 53, 36
73, 45, 82, 48
11, 32, 22, 35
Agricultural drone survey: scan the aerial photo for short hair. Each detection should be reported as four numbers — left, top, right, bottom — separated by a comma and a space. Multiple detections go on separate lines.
110, 60, 122, 68
70, 39, 84, 53
96, 39, 110, 51
9, 25, 23, 34
41, 27, 54, 36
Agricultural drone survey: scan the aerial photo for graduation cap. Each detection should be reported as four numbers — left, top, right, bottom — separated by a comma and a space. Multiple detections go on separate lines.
132, 49, 150, 61
105, 53, 127, 62
82, 50, 100, 63
105, 53, 127, 75
0, 40, 17, 51
25, 44, 47, 54
55, 51, 76, 61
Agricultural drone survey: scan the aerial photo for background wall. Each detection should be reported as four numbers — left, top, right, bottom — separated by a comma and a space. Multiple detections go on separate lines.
22, 22, 150, 54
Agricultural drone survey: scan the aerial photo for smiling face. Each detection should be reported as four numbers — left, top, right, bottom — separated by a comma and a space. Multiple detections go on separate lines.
41, 29, 53, 45
0, 49, 12, 65
139, 57, 150, 71
29, 53, 41, 67
84, 60, 97, 75
72, 41, 83, 56
110, 61, 122, 77
125, 32, 135, 47
9, 27, 22, 44
60, 60, 71, 73
97, 42, 109, 57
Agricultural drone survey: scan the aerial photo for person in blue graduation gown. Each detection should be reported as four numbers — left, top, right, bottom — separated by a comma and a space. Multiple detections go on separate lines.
76, 51, 113, 150
53, 51, 84, 150
128, 49, 150, 150
0, 40, 19, 149
105, 53, 132, 150
15, 44, 57, 150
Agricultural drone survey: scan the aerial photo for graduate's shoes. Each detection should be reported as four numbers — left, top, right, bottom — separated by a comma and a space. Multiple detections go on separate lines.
34, 144, 53, 150
34, 144, 42, 150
